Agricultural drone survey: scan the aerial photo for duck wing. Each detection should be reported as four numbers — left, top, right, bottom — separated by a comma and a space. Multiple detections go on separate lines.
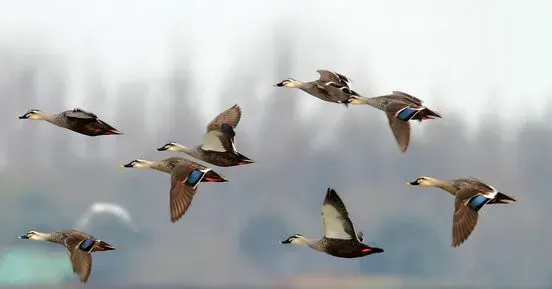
64, 108, 98, 119
316, 70, 352, 88
206, 104, 241, 132
384, 103, 412, 153
69, 248, 93, 283
63, 108, 121, 136
202, 123, 238, 153
65, 235, 94, 283
321, 188, 357, 240
202, 105, 241, 152
168, 163, 209, 222
452, 188, 489, 247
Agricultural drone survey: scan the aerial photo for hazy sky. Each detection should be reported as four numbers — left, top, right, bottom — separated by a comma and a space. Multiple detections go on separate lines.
1, 0, 552, 288
1, 0, 552, 130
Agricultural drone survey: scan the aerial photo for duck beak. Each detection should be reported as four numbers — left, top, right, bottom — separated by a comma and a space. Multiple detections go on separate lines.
18, 114, 28, 119
274, 81, 285, 87
406, 181, 418, 186
18, 235, 29, 239
156, 146, 168, 151
280, 238, 291, 244
121, 162, 134, 168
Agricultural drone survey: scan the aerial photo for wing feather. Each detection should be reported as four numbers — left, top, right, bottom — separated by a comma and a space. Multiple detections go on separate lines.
68, 246, 93, 283
206, 104, 241, 132
452, 189, 482, 247
385, 110, 411, 153
64, 108, 98, 120
317, 70, 351, 88
321, 188, 357, 240
169, 164, 202, 222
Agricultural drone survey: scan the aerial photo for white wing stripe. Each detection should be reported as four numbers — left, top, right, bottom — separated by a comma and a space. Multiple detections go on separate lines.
322, 203, 353, 240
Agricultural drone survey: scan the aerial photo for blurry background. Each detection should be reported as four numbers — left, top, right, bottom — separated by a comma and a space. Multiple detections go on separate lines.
0, 0, 551, 288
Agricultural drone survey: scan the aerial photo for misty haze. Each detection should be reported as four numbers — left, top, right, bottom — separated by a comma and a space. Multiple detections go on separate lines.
0, 0, 551, 288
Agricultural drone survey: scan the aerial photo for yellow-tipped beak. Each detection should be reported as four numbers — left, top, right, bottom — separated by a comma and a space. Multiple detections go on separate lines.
405, 182, 411, 186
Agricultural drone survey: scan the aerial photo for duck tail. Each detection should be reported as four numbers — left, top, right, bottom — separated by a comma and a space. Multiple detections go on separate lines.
104, 129, 123, 135
488, 192, 517, 204
412, 107, 441, 122
237, 153, 255, 166
94, 240, 116, 251
202, 170, 228, 183
361, 246, 384, 255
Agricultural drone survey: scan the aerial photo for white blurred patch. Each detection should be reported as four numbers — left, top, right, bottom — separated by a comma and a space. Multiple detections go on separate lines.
75, 202, 138, 232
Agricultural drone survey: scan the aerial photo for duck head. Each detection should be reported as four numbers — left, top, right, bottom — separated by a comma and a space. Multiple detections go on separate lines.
156, 142, 185, 152
120, 159, 154, 169
406, 176, 440, 187
18, 230, 47, 241
18, 109, 47, 120
274, 78, 302, 88
281, 234, 307, 245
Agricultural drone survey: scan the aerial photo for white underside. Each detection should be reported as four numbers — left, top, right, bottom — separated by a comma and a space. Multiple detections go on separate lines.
322, 203, 353, 240
201, 131, 227, 152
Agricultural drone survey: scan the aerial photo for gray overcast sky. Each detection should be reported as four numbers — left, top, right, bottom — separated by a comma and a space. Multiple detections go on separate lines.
0, 0, 551, 287
1, 0, 551, 128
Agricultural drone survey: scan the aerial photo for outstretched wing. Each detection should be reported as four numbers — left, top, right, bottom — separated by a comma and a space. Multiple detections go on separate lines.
206, 104, 241, 132
201, 124, 237, 153
64, 108, 99, 120
452, 189, 482, 247
169, 163, 205, 223
317, 70, 351, 88
385, 112, 411, 153
321, 188, 356, 240
65, 237, 94, 283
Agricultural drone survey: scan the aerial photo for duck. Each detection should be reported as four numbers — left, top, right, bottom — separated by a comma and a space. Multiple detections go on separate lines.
353, 91, 441, 152
120, 157, 227, 223
156, 104, 253, 167
273, 70, 371, 107
18, 108, 122, 136
281, 188, 384, 258
406, 176, 517, 247
18, 229, 116, 283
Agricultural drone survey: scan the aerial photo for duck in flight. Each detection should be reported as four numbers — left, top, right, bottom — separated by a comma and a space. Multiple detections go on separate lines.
354, 91, 441, 153
120, 157, 227, 223
18, 108, 122, 136
18, 229, 116, 283
281, 188, 384, 258
406, 176, 517, 247
156, 104, 253, 167
274, 70, 371, 107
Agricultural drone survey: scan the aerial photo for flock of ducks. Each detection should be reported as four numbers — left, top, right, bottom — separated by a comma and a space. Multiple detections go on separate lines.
15, 69, 517, 283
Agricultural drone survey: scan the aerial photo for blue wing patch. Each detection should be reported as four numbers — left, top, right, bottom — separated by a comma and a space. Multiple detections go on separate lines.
79, 239, 95, 251
397, 107, 420, 121
220, 123, 235, 135
186, 169, 205, 186
468, 195, 491, 211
